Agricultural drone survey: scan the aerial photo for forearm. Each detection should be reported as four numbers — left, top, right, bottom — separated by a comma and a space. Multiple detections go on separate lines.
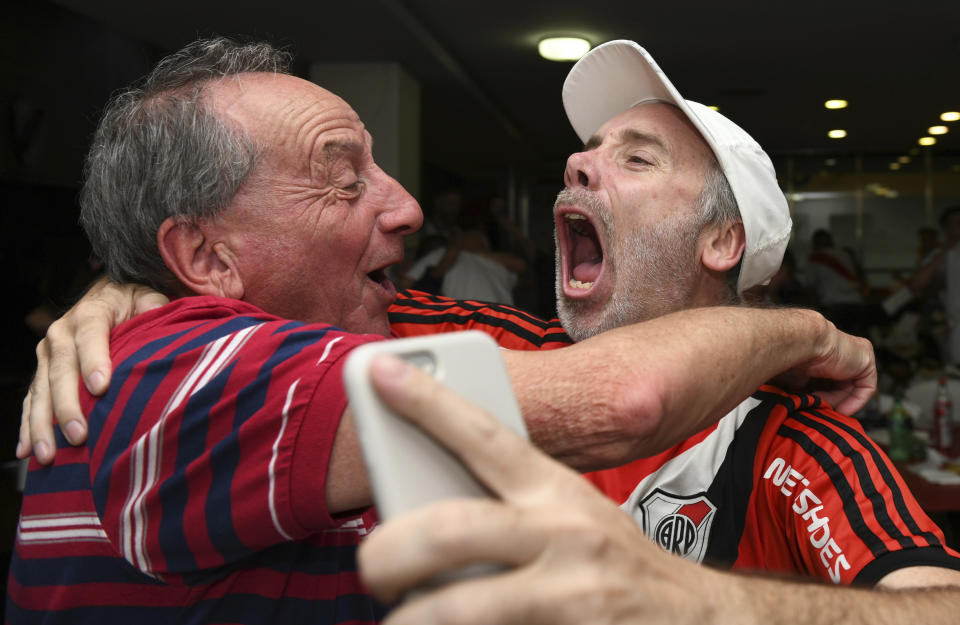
727, 573, 960, 625
504, 306, 848, 471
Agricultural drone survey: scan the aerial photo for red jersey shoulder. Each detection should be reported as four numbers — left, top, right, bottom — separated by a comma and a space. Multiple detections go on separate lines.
389, 289, 571, 350
750, 386, 958, 584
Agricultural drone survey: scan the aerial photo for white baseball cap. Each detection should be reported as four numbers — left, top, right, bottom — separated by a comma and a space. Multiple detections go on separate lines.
562, 39, 792, 293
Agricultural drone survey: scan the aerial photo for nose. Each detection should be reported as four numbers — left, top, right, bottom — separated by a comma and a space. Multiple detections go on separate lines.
563, 150, 598, 190
378, 172, 423, 235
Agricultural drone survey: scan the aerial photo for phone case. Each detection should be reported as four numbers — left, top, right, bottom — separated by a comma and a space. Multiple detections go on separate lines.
342, 331, 527, 521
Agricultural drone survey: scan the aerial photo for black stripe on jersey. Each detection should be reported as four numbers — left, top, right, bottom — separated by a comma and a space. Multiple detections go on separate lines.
393, 296, 565, 332
854, 545, 960, 585
777, 424, 887, 557
755, 389, 942, 550
388, 311, 570, 347
395, 290, 568, 334
798, 409, 943, 549
789, 412, 937, 550
702, 399, 776, 567
396, 289, 450, 305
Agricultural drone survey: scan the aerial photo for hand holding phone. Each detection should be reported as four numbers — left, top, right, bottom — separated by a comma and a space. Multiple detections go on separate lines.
343, 331, 527, 521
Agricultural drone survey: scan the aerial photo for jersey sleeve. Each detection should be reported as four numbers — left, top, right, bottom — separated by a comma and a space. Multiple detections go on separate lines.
389, 289, 572, 351
749, 388, 960, 585
86, 312, 383, 579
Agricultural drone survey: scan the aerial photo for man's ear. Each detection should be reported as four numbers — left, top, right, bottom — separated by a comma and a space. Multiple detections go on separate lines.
700, 220, 746, 273
157, 217, 244, 299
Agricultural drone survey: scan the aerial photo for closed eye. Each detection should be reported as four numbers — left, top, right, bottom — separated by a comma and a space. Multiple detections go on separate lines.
342, 180, 365, 200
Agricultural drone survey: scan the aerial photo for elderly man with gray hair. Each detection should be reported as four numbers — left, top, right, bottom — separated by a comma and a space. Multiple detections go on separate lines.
11, 38, 877, 624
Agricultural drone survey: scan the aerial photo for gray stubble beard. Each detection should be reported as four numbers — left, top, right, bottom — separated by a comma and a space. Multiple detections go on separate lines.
553, 188, 703, 343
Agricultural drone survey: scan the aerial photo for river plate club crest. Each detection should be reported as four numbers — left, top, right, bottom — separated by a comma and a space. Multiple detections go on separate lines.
638, 489, 717, 563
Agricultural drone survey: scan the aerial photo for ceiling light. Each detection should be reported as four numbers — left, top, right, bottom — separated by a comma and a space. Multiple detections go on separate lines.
919, 136, 937, 146
889, 163, 901, 170
828, 129, 847, 139
708, 105, 719, 111
824, 100, 848, 110
942, 112, 960, 122
929, 125, 949, 135
898, 156, 910, 164
538, 37, 591, 62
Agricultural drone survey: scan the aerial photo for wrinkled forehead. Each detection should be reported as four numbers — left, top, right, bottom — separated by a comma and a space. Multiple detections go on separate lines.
206, 72, 368, 151
593, 101, 713, 162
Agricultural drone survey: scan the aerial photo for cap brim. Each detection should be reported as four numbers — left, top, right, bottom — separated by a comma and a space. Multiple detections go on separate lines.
563, 40, 719, 163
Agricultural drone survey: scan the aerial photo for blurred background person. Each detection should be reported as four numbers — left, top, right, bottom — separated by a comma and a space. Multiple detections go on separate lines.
807, 228, 867, 336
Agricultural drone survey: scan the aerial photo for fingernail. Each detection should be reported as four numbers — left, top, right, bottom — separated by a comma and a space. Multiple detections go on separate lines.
370, 354, 409, 380
66, 421, 85, 445
89, 371, 106, 392
36, 441, 50, 463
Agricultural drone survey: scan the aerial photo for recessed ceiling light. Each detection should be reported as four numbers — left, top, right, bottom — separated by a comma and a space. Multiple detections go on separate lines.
538, 37, 591, 62
828, 129, 847, 139
929, 125, 949, 135
889, 163, 901, 170
825, 100, 848, 110
708, 105, 719, 111
942, 112, 960, 122
919, 136, 937, 146
898, 156, 910, 164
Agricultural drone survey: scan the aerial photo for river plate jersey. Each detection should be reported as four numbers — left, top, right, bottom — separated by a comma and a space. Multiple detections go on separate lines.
586, 386, 960, 585
389, 289, 572, 349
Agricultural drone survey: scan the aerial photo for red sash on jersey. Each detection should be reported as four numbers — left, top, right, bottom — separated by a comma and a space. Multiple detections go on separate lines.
808, 251, 858, 282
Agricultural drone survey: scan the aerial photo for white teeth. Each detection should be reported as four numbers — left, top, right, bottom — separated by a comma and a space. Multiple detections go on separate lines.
565, 213, 586, 220
568, 279, 594, 289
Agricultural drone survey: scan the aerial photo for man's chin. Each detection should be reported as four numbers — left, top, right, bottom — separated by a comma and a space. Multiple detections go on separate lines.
557, 298, 610, 343
338, 305, 394, 338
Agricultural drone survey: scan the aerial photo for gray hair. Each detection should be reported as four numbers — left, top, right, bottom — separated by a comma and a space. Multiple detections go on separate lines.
80, 37, 293, 294
693, 159, 743, 298
694, 159, 739, 231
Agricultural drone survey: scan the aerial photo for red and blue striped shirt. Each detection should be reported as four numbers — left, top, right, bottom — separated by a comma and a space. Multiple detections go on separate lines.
6, 292, 567, 624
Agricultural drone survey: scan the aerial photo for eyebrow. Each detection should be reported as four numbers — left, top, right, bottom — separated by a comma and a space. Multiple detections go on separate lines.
320, 129, 375, 163
321, 139, 365, 161
583, 128, 670, 155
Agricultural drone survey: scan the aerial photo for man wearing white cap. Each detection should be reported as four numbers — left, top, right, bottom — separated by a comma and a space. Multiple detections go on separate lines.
356, 40, 960, 623
559, 37, 959, 581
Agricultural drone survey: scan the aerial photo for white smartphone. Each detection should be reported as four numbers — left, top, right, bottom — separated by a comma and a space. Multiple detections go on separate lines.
342, 331, 528, 521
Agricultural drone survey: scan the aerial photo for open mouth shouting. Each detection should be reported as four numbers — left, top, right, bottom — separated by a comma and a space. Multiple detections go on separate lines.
556, 208, 606, 299
366, 264, 398, 301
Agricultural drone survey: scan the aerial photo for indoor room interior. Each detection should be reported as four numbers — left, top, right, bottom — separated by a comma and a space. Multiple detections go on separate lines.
2, 0, 959, 595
